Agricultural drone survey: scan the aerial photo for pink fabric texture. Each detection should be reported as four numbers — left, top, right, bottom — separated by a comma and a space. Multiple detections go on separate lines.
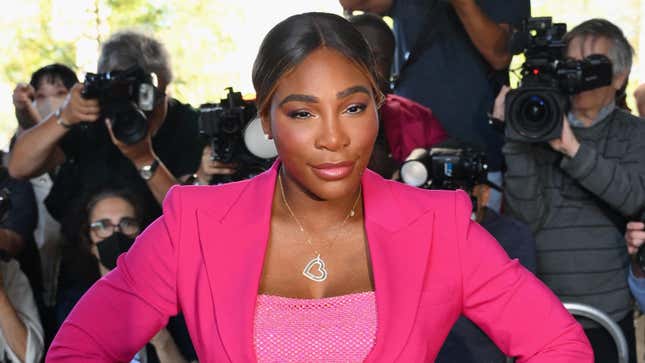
254, 292, 377, 362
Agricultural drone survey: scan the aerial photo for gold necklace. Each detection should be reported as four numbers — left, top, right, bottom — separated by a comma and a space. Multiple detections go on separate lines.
277, 171, 361, 282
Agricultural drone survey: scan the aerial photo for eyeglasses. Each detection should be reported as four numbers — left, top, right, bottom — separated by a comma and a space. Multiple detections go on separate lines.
90, 217, 140, 239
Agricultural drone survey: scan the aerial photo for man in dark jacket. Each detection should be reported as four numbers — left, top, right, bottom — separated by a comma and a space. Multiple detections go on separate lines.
502, 19, 644, 363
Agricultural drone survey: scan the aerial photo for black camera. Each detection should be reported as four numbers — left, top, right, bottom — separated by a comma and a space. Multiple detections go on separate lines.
82, 66, 162, 145
505, 17, 613, 142
400, 148, 488, 190
198, 87, 276, 184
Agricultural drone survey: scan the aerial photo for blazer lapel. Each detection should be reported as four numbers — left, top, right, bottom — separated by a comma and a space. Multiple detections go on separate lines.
361, 171, 435, 362
195, 164, 434, 362
196, 164, 279, 362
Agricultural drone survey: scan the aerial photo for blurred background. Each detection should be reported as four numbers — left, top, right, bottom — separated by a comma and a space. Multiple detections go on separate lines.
1, 0, 644, 150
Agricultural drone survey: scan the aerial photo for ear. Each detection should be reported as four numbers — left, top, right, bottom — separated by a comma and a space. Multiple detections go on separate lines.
612, 71, 629, 91
260, 113, 273, 139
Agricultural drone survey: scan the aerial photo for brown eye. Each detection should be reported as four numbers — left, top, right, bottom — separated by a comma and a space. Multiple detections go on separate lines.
289, 110, 313, 119
345, 104, 366, 114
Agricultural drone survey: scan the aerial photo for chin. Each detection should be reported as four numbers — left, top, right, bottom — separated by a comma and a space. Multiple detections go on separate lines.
306, 174, 362, 201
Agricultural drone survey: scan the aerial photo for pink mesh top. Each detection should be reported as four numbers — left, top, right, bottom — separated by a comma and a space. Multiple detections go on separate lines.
254, 291, 377, 362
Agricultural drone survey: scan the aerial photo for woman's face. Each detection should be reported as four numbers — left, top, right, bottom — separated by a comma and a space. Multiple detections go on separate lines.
263, 47, 379, 200
88, 196, 139, 259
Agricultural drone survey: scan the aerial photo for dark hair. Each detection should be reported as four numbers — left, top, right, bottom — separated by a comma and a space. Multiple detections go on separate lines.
29, 63, 78, 91
62, 188, 144, 257
252, 12, 384, 119
348, 13, 395, 64
563, 18, 634, 76
59, 188, 144, 289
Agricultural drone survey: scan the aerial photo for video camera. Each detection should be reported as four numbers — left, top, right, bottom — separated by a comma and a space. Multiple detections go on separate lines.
505, 17, 613, 142
82, 66, 162, 145
198, 87, 277, 184
399, 147, 488, 191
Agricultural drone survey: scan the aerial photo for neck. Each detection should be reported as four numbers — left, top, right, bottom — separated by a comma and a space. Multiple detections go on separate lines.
276, 169, 363, 233
570, 100, 615, 127
572, 109, 602, 127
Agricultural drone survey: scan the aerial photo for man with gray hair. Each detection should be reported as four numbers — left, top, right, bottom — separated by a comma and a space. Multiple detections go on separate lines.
9, 30, 202, 227
500, 18, 645, 362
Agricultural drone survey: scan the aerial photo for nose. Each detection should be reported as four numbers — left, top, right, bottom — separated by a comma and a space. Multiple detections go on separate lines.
315, 114, 350, 151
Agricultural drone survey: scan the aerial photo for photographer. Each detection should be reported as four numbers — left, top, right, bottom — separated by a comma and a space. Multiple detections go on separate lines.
9, 30, 201, 225
185, 145, 237, 186
501, 19, 645, 362
340, 0, 530, 210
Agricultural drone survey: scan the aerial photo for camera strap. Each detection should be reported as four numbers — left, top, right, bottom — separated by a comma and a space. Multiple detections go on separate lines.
391, 0, 443, 89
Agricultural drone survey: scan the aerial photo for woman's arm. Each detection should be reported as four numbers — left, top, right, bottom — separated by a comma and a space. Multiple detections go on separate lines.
150, 328, 188, 363
0, 260, 44, 363
47, 187, 184, 362
454, 192, 593, 362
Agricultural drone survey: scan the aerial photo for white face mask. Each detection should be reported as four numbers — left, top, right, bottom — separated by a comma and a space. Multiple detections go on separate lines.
32, 95, 67, 120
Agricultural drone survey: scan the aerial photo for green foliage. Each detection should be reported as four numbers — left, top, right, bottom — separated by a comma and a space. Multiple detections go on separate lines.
0, 0, 77, 84
105, 0, 169, 33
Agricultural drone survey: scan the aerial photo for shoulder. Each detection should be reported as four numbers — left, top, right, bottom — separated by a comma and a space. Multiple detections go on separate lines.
382, 178, 472, 220
606, 109, 645, 148
167, 97, 198, 116
163, 178, 250, 212
162, 98, 199, 132
1, 259, 28, 289
383, 94, 431, 115
613, 109, 645, 130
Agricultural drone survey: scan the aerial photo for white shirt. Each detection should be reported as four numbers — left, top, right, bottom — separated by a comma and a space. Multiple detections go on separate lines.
29, 174, 60, 249
0, 260, 44, 363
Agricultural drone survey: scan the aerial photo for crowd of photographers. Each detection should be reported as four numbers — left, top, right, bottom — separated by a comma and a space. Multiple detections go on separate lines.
1, 1, 645, 362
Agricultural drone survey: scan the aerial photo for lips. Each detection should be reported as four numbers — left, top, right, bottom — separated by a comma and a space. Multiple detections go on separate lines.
310, 161, 355, 181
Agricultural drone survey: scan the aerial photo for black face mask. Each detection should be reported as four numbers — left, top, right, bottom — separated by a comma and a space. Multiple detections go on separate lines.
96, 232, 135, 270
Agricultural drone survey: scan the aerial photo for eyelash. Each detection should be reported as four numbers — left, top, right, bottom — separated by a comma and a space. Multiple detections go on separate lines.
287, 103, 367, 119
288, 110, 313, 119
345, 103, 367, 114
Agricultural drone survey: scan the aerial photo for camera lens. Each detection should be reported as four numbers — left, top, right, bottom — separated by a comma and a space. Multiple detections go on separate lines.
401, 160, 429, 187
110, 106, 148, 145
507, 89, 563, 141
521, 95, 547, 126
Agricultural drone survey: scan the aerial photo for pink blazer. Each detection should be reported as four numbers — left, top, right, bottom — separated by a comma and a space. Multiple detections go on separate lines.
47, 162, 592, 362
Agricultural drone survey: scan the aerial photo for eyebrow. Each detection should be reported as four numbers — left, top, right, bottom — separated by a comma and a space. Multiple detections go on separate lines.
278, 85, 372, 107
278, 94, 319, 107
336, 85, 371, 99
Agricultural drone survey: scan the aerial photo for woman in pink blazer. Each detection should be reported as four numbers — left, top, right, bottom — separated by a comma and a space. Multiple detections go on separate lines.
48, 12, 592, 362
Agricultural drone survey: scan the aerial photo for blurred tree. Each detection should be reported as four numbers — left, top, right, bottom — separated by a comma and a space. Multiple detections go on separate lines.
1, 0, 77, 85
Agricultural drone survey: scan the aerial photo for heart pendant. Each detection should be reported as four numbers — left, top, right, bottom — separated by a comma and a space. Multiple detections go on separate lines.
302, 255, 328, 282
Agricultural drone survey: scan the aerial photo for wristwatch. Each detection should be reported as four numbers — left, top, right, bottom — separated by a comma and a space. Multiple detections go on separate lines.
139, 159, 160, 180
54, 107, 72, 129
